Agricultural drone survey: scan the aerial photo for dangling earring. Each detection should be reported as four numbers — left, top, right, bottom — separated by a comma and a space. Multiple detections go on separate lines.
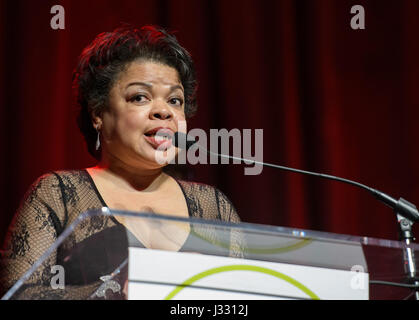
95, 127, 101, 151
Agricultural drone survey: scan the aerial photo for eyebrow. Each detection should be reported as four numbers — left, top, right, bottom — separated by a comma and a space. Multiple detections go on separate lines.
126, 82, 184, 92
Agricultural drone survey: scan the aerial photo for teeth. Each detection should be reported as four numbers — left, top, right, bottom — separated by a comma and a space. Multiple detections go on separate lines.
154, 135, 170, 142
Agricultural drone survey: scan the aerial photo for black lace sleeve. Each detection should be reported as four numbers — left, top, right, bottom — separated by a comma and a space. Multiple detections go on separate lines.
0, 173, 102, 299
213, 187, 245, 258
177, 181, 246, 258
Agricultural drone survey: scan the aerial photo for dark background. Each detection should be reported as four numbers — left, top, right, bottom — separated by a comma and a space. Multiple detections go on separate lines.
1, 0, 418, 244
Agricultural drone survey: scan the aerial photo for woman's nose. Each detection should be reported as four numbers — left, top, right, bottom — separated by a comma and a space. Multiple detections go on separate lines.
149, 102, 173, 120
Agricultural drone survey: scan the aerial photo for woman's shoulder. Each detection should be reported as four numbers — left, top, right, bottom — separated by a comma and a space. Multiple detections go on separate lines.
176, 179, 239, 221
176, 179, 223, 198
25, 169, 91, 197
32, 169, 89, 185
176, 179, 233, 201
48, 169, 89, 180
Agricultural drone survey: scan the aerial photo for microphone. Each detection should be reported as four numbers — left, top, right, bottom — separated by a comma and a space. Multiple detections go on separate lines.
172, 132, 419, 226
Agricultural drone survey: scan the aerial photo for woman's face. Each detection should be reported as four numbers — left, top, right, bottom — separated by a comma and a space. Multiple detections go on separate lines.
96, 60, 187, 169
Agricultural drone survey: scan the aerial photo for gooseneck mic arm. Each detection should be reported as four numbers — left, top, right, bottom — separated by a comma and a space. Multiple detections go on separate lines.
172, 132, 419, 227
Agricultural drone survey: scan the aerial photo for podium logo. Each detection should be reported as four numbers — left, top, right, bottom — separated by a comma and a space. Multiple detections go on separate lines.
50, 265, 65, 290
350, 265, 366, 290
164, 264, 320, 300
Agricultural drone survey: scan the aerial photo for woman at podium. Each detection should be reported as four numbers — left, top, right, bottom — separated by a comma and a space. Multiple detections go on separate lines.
0, 25, 243, 299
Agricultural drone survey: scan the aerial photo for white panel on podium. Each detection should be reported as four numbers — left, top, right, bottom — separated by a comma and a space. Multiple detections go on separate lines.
127, 248, 369, 300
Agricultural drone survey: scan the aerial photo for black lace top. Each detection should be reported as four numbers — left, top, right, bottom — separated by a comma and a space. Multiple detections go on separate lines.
0, 169, 243, 299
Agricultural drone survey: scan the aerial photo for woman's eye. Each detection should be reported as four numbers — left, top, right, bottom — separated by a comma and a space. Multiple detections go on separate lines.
169, 97, 183, 106
130, 94, 148, 103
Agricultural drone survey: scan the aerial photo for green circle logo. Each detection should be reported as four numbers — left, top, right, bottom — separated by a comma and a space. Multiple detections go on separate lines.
164, 264, 320, 300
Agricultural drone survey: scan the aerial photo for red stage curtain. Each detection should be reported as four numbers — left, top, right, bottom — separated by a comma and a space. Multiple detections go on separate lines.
1, 0, 419, 242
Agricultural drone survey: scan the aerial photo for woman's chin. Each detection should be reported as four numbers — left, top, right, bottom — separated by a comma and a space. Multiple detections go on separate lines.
132, 148, 176, 169
152, 147, 177, 165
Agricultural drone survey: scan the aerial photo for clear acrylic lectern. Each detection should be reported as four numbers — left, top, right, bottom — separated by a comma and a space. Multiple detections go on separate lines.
1, 208, 418, 300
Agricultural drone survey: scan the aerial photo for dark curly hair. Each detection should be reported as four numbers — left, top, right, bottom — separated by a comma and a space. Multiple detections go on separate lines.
72, 25, 198, 160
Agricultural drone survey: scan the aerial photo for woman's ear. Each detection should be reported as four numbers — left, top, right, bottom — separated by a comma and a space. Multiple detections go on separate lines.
91, 110, 103, 130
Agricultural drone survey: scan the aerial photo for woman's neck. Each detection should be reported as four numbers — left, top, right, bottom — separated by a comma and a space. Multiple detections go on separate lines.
92, 154, 166, 192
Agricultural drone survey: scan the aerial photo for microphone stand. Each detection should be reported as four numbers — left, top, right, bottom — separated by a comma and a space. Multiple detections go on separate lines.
397, 213, 419, 299
193, 142, 419, 299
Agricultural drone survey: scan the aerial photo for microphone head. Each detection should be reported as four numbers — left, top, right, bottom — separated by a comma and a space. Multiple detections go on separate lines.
172, 132, 197, 150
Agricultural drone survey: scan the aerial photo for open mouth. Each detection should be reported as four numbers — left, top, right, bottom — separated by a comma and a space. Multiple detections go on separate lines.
144, 127, 174, 149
